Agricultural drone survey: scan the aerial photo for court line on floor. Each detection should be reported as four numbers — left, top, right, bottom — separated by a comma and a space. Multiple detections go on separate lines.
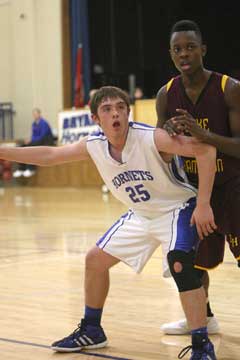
0, 337, 134, 360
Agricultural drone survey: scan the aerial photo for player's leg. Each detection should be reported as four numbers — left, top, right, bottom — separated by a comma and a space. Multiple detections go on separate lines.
197, 269, 216, 319
167, 251, 206, 328
161, 232, 223, 335
51, 210, 158, 353
51, 246, 118, 352
167, 250, 216, 359
161, 198, 217, 359
84, 246, 118, 308
225, 178, 240, 267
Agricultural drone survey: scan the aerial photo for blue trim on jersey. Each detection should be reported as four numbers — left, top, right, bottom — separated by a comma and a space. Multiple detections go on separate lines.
171, 157, 185, 183
170, 207, 177, 250
87, 122, 154, 145
90, 130, 105, 136
129, 121, 155, 130
171, 197, 198, 252
87, 137, 107, 143
168, 162, 197, 195
171, 156, 193, 186
97, 210, 133, 248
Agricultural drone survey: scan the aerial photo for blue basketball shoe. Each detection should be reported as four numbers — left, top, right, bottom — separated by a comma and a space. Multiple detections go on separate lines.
51, 319, 108, 352
178, 339, 217, 359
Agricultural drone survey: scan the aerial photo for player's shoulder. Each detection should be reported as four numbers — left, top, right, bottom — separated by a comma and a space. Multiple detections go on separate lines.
212, 71, 239, 90
225, 75, 240, 91
129, 121, 155, 131
156, 76, 180, 99
222, 73, 240, 102
87, 128, 107, 143
129, 122, 155, 148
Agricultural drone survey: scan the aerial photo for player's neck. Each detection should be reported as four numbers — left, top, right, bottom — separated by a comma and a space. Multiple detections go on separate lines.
182, 68, 211, 88
108, 143, 123, 163
107, 124, 129, 161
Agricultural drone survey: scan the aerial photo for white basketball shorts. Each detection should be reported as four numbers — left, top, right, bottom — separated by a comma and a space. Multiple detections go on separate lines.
97, 197, 198, 277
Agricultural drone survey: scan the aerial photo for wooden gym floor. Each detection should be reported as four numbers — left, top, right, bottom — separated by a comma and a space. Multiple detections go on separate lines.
0, 186, 239, 360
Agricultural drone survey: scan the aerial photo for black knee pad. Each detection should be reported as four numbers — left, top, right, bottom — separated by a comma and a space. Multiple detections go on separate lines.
195, 268, 206, 280
167, 250, 202, 292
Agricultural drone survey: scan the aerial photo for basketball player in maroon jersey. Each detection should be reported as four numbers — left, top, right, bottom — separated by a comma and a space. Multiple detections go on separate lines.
156, 19, 240, 338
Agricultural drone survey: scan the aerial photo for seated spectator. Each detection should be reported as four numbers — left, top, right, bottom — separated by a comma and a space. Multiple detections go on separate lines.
13, 108, 55, 178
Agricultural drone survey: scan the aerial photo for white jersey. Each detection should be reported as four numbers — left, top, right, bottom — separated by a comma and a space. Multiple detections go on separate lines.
86, 122, 196, 217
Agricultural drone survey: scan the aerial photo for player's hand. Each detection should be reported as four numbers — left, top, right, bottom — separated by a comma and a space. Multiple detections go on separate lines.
190, 203, 217, 240
173, 109, 210, 142
163, 118, 185, 136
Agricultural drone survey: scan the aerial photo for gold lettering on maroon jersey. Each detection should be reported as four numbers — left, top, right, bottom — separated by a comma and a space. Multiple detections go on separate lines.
196, 118, 209, 130
228, 234, 239, 247
184, 159, 197, 174
216, 158, 224, 173
184, 158, 224, 174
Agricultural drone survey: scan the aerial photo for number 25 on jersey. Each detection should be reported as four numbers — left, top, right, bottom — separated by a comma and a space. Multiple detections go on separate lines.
125, 184, 150, 203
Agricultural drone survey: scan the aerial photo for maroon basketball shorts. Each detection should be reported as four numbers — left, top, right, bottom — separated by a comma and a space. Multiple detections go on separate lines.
195, 177, 240, 269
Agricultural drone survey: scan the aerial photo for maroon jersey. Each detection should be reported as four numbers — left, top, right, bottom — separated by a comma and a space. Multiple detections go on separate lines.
166, 72, 240, 186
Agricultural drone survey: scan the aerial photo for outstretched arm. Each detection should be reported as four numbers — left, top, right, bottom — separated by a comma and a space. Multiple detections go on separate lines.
154, 129, 217, 239
0, 137, 90, 166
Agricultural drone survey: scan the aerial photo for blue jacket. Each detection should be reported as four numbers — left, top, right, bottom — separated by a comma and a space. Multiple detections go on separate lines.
31, 118, 53, 142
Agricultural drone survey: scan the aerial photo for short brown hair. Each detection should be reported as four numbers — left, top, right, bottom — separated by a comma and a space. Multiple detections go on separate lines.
90, 86, 130, 115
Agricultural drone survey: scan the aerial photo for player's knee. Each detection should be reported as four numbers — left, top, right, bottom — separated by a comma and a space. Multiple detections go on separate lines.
173, 261, 182, 273
85, 247, 112, 273
85, 247, 103, 272
167, 250, 202, 292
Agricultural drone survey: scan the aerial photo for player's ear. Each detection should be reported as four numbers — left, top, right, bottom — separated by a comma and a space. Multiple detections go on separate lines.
91, 114, 100, 125
202, 44, 207, 57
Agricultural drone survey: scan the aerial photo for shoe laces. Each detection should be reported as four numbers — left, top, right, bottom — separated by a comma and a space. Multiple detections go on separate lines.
62, 319, 86, 341
178, 345, 206, 359
178, 345, 192, 359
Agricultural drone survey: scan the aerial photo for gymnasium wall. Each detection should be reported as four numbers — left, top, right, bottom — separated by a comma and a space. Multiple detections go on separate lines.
0, 1, 12, 103
134, 100, 157, 126
0, 0, 63, 139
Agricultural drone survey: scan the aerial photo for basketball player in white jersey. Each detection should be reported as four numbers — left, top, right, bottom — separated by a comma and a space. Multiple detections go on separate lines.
0, 86, 217, 359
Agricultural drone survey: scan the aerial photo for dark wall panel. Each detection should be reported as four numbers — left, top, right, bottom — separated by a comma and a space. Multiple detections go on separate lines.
87, 0, 240, 97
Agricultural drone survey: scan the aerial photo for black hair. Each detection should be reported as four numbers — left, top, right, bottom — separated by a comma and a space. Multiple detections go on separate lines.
90, 86, 130, 115
170, 20, 202, 43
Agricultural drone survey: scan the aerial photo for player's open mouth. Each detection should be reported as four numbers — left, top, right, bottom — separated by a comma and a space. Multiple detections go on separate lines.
113, 121, 120, 128
180, 63, 191, 70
